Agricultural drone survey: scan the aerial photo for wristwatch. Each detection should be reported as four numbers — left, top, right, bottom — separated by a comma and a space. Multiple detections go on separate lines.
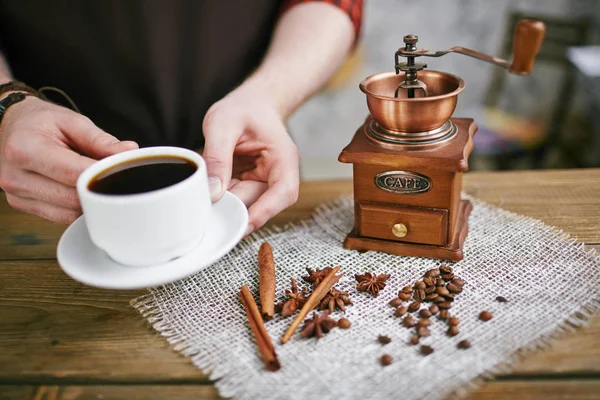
0, 92, 29, 125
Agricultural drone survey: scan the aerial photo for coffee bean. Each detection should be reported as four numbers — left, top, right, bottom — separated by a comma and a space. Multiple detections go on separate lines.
479, 311, 493, 321
419, 309, 432, 318
446, 283, 463, 293
424, 268, 440, 278
400, 286, 414, 295
338, 318, 352, 329
420, 345, 434, 356
439, 310, 449, 320
425, 293, 439, 302
429, 304, 439, 315
408, 301, 421, 313
433, 296, 446, 304
398, 292, 412, 301
389, 298, 404, 308
417, 318, 431, 327
451, 277, 465, 287
410, 335, 420, 345
403, 315, 416, 328
378, 335, 392, 345
447, 325, 459, 337
423, 277, 436, 287
424, 286, 436, 295
457, 339, 471, 349
438, 301, 452, 310
442, 293, 455, 301
380, 354, 393, 366
414, 281, 426, 290
496, 296, 508, 303
414, 289, 426, 302
416, 326, 431, 337
448, 317, 460, 326
442, 273, 455, 281
395, 306, 408, 317
436, 286, 450, 296
440, 265, 453, 274
436, 278, 445, 287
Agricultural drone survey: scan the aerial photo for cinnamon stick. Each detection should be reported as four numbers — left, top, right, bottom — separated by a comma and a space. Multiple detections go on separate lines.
281, 266, 342, 344
258, 242, 276, 320
239, 284, 281, 371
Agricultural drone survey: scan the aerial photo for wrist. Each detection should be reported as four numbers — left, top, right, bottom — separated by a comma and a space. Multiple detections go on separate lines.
240, 69, 299, 120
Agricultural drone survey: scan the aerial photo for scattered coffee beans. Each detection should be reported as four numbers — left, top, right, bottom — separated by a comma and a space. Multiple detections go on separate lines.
420, 345, 434, 355
403, 315, 416, 328
389, 298, 403, 308
440, 265, 452, 274
451, 277, 465, 287
408, 301, 421, 313
429, 304, 439, 315
442, 273, 454, 281
400, 286, 413, 294
417, 318, 431, 327
436, 278, 445, 286
398, 292, 412, 301
425, 268, 440, 278
423, 277, 436, 287
410, 335, 420, 345
479, 311, 493, 321
414, 281, 426, 290
446, 283, 463, 293
380, 354, 393, 366
395, 306, 408, 317
439, 310, 449, 320
438, 301, 452, 310
419, 309, 432, 318
338, 318, 352, 329
416, 326, 431, 337
457, 339, 471, 349
436, 286, 450, 296
496, 296, 508, 303
378, 335, 392, 345
447, 325, 459, 337
448, 317, 460, 326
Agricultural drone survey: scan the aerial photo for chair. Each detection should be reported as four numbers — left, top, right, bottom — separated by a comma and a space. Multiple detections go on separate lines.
472, 11, 591, 170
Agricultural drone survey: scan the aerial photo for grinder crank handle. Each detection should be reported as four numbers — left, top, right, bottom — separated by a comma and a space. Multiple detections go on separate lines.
509, 19, 546, 75
411, 19, 546, 76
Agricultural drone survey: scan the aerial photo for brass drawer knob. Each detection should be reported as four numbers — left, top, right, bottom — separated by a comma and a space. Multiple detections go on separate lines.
392, 223, 408, 238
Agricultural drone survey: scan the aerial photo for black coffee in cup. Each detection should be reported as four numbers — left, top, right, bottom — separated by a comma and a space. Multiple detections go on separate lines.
88, 156, 197, 195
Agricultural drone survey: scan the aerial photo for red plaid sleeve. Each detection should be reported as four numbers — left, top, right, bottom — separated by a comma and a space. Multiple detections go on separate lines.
280, 0, 364, 37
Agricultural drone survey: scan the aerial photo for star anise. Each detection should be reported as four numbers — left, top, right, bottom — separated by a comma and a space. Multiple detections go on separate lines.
301, 312, 337, 339
319, 288, 353, 313
355, 272, 390, 296
277, 278, 308, 317
302, 267, 333, 288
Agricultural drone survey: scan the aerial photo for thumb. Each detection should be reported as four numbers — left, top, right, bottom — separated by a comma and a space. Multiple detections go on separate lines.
202, 113, 241, 202
61, 114, 138, 159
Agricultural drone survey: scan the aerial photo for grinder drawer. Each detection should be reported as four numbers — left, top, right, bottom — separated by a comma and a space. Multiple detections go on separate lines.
358, 202, 448, 246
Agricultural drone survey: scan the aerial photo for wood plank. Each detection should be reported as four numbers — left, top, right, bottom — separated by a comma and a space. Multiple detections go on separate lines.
0, 260, 203, 383
0, 385, 219, 400
1, 169, 599, 261
1, 252, 600, 383
2, 381, 600, 400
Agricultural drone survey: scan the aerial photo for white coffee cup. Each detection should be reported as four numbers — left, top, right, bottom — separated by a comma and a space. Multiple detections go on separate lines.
77, 146, 211, 267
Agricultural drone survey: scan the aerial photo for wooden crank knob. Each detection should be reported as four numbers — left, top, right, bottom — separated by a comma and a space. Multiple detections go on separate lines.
509, 19, 546, 75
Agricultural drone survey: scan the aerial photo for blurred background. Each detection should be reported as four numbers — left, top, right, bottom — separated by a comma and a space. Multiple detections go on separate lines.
289, 0, 600, 179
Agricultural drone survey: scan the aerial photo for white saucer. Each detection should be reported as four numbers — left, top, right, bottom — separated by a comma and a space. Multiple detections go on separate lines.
57, 191, 248, 289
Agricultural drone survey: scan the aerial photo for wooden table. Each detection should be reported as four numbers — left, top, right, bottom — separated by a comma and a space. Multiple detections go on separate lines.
1, 169, 600, 400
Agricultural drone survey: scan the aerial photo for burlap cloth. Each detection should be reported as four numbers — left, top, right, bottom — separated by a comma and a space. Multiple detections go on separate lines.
132, 196, 600, 399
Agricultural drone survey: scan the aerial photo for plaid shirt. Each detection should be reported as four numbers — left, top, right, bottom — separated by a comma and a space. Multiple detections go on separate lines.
282, 0, 364, 36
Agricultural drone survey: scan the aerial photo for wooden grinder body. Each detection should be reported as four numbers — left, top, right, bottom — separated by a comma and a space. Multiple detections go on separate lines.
338, 117, 477, 261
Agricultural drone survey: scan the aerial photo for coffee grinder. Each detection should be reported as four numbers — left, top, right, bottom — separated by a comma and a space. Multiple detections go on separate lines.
339, 19, 546, 261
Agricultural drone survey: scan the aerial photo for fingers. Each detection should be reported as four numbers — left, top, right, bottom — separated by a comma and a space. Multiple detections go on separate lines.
228, 180, 268, 208
2, 168, 81, 210
245, 152, 300, 234
61, 114, 139, 159
5, 194, 81, 224
24, 141, 97, 186
202, 109, 242, 202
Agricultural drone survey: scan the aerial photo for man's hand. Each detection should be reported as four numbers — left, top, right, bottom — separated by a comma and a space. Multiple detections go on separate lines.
0, 96, 138, 223
202, 82, 300, 236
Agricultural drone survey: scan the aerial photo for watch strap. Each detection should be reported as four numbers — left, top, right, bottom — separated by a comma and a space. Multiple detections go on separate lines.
0, 92, 30, 125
